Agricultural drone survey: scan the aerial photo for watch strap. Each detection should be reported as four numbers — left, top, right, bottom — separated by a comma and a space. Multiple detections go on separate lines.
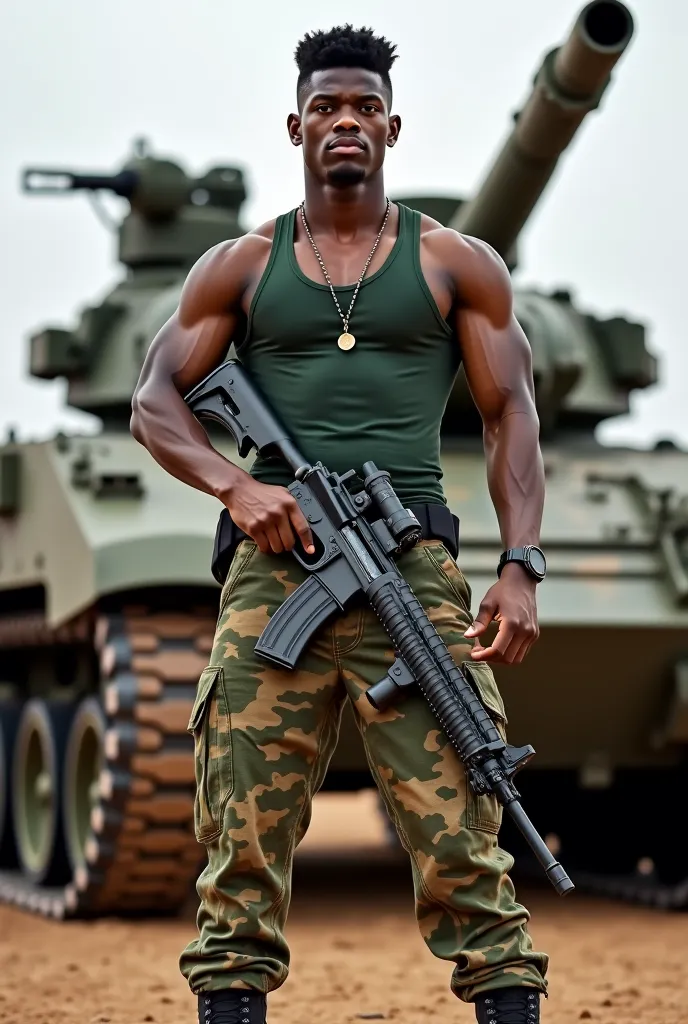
498, 547, 527, 578
498, 545, 546, 581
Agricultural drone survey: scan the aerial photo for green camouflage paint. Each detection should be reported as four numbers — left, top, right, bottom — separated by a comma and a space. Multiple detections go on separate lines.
180, 540, 548, 1001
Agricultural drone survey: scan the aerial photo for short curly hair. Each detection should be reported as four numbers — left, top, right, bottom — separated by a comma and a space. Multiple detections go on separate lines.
295, 25, 398, 105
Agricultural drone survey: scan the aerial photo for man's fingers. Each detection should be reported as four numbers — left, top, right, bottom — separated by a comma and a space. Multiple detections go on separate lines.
265, 525, 284, 554
470, 620, 513, 662
470, 645, 499, 661
253, 530, 271, 555
276, 515, 296, 552
502, 632, 527, 665
512, 637, 532, 664
506, 623, 538, 663
463, 602, 496, 639
289, 502, 315, 553
471, 621, 538, 663
519, 625, 539, 662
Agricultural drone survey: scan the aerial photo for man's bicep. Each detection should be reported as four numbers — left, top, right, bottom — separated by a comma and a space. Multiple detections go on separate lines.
453, 240, 535, 424
457, 307, 536, 427
136, 243, 242, 396
142, 307, 237, 396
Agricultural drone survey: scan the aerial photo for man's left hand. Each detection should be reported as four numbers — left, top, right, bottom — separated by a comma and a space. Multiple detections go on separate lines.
463, 563, 539, 664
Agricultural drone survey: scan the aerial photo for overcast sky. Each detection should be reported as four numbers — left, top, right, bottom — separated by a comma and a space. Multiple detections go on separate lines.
1, 0, 686, 449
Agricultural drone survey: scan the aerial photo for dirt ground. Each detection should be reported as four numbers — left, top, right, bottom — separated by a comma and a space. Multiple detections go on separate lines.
1, 791, 687, 1024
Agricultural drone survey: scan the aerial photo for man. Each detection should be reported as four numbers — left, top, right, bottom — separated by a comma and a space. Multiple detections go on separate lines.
131, 25, 549, 1024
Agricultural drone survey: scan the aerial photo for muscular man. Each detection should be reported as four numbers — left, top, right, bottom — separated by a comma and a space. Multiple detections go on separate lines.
131, 25, 549, 1024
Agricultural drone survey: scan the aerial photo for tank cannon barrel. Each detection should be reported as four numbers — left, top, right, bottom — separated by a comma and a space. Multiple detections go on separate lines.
450, 0, 634, 259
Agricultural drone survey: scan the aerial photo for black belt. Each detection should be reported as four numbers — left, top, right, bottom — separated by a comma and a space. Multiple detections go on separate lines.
211, 502, 460, 586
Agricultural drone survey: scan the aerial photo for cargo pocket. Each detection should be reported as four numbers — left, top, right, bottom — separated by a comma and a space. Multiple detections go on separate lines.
423, 543, 472, 610
187, 665, 233, 843
461, 660, 508, 835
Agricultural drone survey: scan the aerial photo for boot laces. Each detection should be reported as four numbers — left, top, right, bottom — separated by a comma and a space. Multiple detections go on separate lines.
199, 992, 264, 1024
480, 989, 540, 1024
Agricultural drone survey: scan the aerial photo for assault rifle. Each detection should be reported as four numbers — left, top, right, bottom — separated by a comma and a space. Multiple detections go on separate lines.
185, 359, 574, 896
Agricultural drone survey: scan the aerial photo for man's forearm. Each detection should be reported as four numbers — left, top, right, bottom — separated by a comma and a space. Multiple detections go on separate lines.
130, 378, 247, 501
483, 408, 544, 548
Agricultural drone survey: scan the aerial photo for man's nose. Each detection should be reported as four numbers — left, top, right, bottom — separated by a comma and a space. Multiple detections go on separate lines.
333, 115, 361, 133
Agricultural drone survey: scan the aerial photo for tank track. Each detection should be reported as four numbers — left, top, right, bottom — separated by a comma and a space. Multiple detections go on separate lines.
0, 605, 216, 918
505, 856, 688, 910
570, 871, 688, 910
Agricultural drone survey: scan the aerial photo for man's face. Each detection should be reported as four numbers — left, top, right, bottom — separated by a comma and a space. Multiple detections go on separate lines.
288, 67, 401, 188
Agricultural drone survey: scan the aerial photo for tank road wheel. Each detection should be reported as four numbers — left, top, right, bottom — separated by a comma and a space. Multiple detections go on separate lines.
59, 608, 215, 917
0, 607, 216, 918
0, 704, 21, 866
11, 700, 74, 885
63, 699, 105, 871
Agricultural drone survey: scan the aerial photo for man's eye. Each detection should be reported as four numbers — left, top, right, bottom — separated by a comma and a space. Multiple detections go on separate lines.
361, 105, 379, 113
316, 104, 333, 113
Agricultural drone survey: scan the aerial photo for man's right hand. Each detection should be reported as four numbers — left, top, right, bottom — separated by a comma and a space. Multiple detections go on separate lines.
221, 478, 315, 556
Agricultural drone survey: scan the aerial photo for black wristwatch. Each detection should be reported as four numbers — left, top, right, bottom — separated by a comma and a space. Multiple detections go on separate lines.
497, 545, 547, 582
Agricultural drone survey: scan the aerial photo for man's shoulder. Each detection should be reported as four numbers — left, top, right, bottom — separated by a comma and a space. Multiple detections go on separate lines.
189, 216, 286, 288
413, 214, 513, 317
180, 213, 292, 313
209, 217, 279, 263
418, 214, 496, 263
418, 215, 510, 292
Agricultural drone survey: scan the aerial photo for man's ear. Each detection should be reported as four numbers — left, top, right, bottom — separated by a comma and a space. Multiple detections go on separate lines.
387, 113, 401, 147
287, 113, 303, 147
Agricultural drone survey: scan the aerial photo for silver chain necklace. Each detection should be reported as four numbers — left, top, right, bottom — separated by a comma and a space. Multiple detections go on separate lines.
299, 198, 391, 351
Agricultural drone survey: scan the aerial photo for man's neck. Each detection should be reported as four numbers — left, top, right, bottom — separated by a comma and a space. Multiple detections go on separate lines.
301, 172, 388, 242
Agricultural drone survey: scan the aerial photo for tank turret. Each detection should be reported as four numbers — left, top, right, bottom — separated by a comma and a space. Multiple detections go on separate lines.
398, 0, 655, 439
23, 140, 247, 425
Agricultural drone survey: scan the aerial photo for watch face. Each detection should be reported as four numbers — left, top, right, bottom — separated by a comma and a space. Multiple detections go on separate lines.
527, 546, 547, 578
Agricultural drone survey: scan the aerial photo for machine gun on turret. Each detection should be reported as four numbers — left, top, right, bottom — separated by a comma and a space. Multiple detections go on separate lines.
23, 138, 247, 269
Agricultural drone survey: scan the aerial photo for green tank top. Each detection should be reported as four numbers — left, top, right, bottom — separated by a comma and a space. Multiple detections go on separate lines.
235, 203, 459, 506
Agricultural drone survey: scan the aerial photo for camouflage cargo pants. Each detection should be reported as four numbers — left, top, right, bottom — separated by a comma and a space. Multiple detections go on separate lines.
179, 539, 548, 1001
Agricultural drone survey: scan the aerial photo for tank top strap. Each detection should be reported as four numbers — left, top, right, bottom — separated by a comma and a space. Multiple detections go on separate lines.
395, 201, 416, 250
272, 207, 297, 266
393, 202, 425, 284
238, 209, 296, 356
261, 208, 296, 282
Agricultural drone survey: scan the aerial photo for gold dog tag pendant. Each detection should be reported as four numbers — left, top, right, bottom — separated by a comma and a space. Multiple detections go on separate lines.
338, 332, 356, 351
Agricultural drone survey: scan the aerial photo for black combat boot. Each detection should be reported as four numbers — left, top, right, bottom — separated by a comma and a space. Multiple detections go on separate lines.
474, 987, 541, 1023
198, 991, 267, 1024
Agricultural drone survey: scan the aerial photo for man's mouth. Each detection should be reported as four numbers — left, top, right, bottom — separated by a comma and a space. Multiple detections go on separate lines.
327, 137, 366, 151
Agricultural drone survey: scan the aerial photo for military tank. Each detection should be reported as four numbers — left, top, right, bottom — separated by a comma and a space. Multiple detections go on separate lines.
1, 0, 684, 920
0, 145, 250, 918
